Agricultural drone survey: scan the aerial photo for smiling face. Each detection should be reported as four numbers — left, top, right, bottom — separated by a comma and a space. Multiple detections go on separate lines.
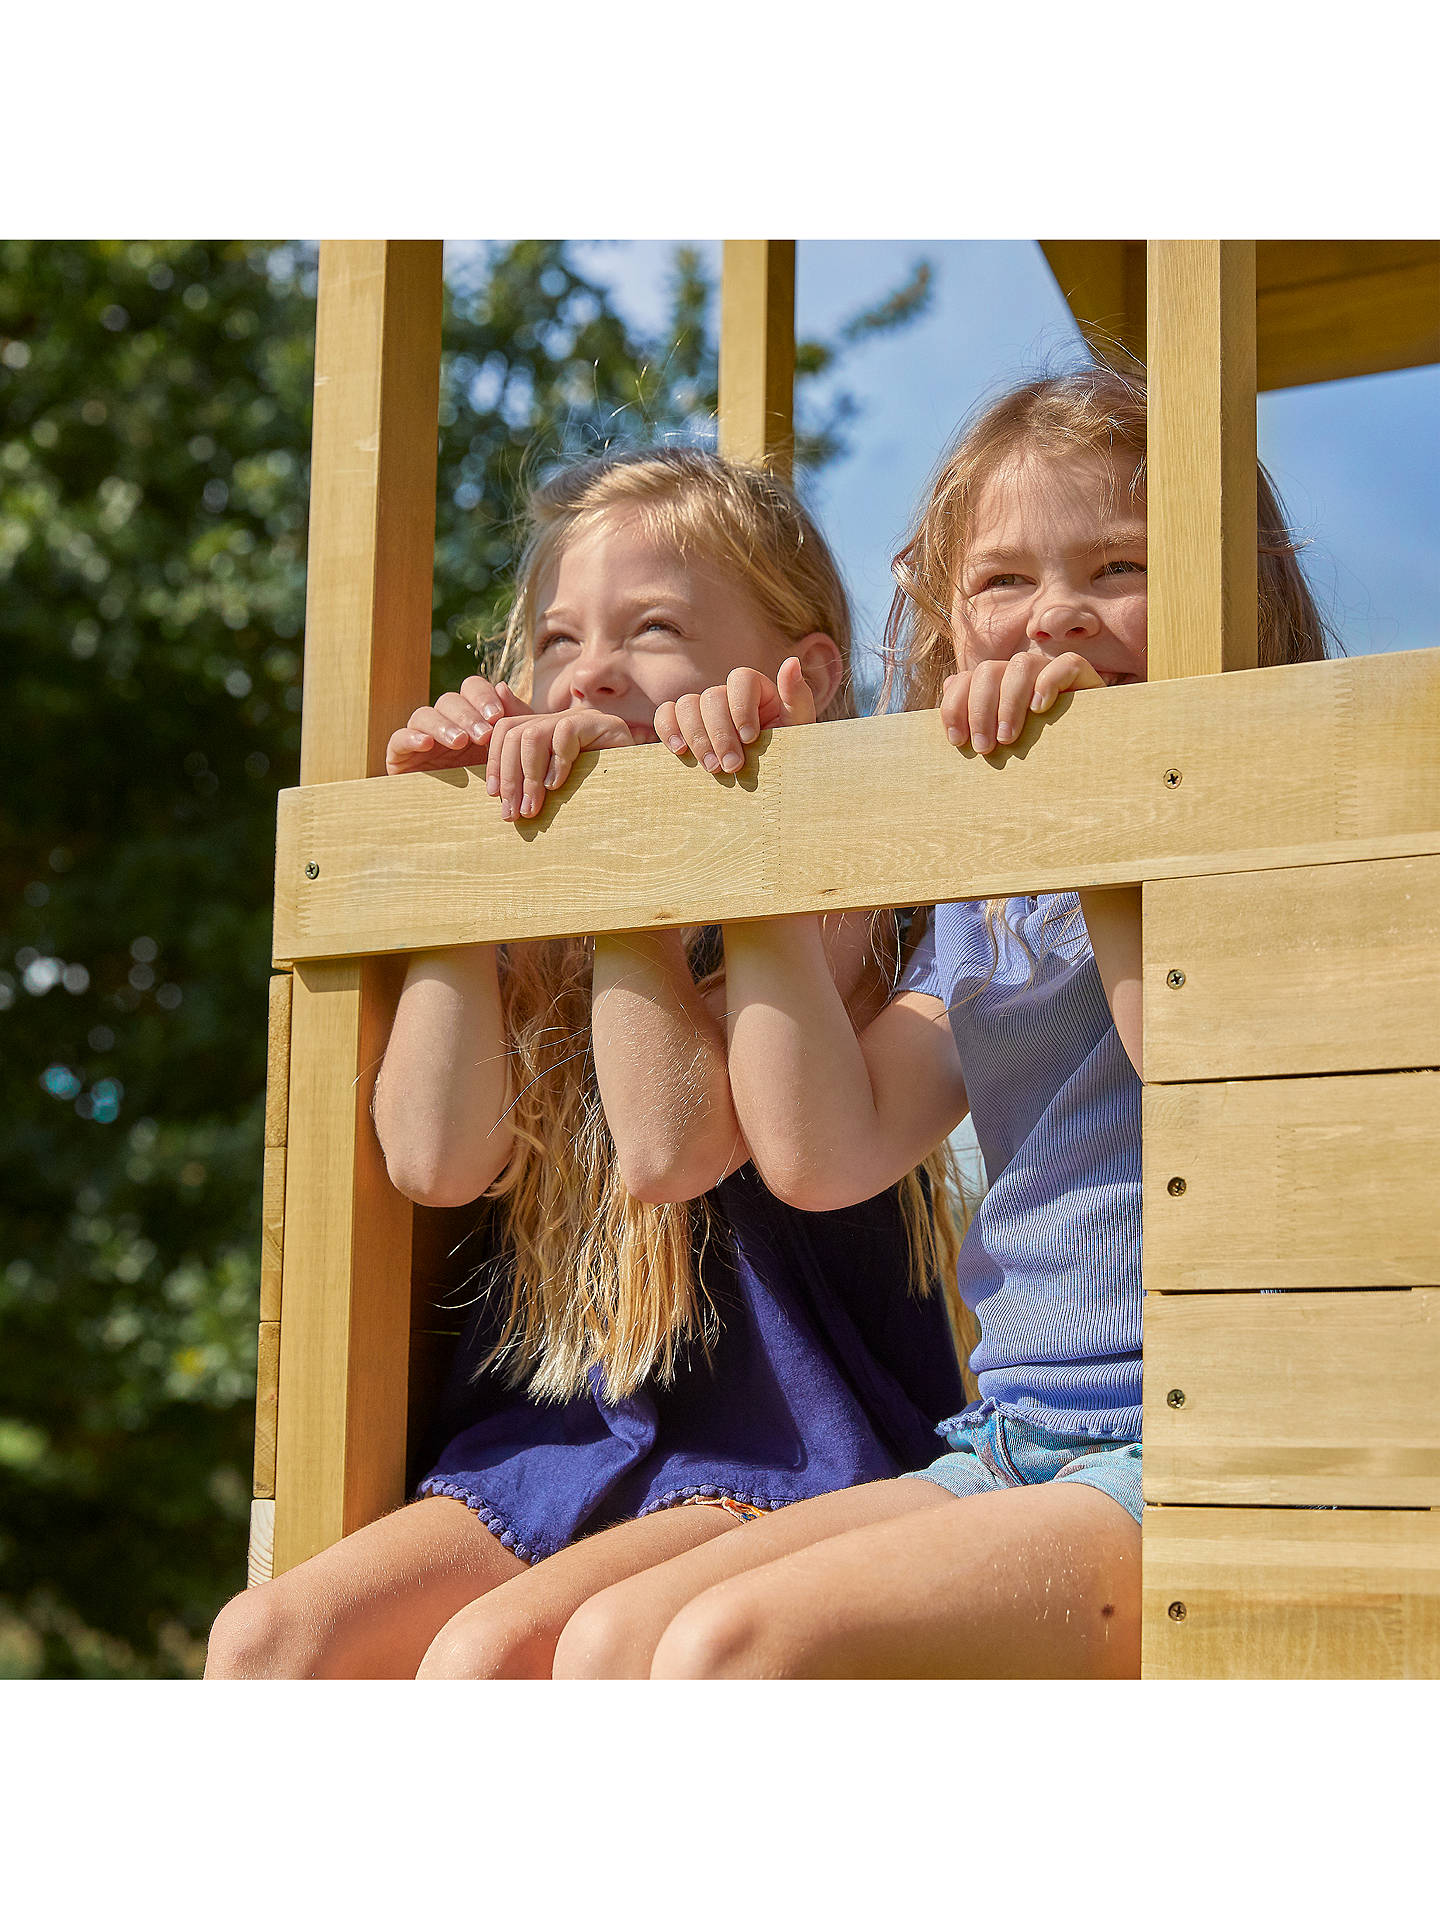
529, 509, 808, 740
951, 449, 1148, 685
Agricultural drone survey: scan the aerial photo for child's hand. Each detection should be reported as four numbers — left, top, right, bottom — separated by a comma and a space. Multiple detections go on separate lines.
941, 651, 1108, 755
385, 675, 532, 776
655, 658, 816, 776
484, 707, 636, 819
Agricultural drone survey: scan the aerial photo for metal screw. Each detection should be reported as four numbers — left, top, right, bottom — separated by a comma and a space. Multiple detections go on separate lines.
304, 861, 320, 879
1166, 968, 1186, 990
1167, 1176, 1187, 1197
1166, 1387, 1186, 1409
1163, 767, 1183, 788
1168, 1601, 1188, 1621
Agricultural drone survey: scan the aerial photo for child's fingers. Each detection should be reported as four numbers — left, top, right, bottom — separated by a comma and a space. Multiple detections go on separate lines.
515, 721, 554, 819
966, 659, 1010, 754
460, 675, 530, 723
775, 657, 817, 727
699, 685, 746, 773
655, 699, 685, 754
434, 688, 494, 751
495, 723, 536, 821
994, 654, 1042, 746
670, 692, 720, 772
485, 714, 523, 796
384, 726, 438, 776
1029, 651, 1107, 713
724, 669, 771, 745
940, 673, 972, 746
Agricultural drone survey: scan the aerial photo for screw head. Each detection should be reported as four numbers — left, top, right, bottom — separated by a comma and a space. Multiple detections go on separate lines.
1168, 1601, 1188, 1621
1167, 1175, 1187, 1197
1166, 1387, 1186, 1409
304, 861, 320, 879
1163, 767, 1183, 788
1166, 968, 1186, 990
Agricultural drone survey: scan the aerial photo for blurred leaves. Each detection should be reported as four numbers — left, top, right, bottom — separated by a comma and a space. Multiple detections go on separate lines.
0, 238, 927, 1677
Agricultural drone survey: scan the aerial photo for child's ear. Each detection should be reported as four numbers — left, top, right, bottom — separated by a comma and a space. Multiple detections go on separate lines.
792, 632, 845, 716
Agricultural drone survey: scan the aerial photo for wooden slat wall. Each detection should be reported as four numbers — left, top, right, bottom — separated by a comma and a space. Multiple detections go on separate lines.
269, 241, 442, 1577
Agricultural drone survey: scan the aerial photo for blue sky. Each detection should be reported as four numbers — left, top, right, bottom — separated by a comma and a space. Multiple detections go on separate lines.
563, 239, 1438, 684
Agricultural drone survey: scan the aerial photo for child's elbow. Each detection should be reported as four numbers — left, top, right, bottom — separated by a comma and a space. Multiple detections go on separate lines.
747, 1146, 870, 1215
616, 1132, 746, 1207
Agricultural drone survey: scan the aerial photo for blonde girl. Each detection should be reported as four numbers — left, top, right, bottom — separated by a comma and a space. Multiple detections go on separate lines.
204, 448, 965, 1679
530, 368, 1331, 1680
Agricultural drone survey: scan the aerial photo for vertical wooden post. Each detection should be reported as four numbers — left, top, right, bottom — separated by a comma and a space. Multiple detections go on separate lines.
718, 241, 796, 478
1147, 241, 1258, 679
272, 240, 443, 1575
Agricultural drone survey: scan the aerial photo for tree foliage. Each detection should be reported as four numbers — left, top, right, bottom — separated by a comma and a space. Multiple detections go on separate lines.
0, 238, 929, 1676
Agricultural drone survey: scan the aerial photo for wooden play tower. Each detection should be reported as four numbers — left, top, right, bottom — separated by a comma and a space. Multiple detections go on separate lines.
249, 239, 1440, 1679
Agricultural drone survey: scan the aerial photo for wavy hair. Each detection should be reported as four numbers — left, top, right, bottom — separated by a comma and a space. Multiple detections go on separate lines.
474, 448, 968, 1401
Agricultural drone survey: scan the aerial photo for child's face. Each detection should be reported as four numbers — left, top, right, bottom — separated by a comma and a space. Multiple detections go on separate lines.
951, 450, 1148, 684
531, 512, 796, 739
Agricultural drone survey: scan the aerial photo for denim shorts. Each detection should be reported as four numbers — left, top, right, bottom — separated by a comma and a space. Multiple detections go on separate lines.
905, 1405, 1143, 1527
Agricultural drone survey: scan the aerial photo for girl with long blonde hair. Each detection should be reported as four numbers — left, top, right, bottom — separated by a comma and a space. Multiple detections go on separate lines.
205, 447, 967, 1679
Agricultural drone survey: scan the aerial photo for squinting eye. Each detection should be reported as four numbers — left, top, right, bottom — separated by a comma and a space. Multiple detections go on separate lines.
981, 573, 1024, 591
1098, 560, 1146, 578
535, 632, 577, 656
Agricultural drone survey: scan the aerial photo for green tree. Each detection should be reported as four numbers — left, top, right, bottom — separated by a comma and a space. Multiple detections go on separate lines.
0, 238, 929, 1677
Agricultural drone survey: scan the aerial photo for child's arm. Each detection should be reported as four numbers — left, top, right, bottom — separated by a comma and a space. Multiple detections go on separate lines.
372, 945, 513, 1207
591, 912, 884, 1204
942, 657, 1144, 1075
723, 914, 969, 1213
589, 930, 744, 1204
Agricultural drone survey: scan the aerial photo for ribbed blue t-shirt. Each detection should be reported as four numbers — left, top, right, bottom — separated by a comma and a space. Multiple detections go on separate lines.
901, 894, 1142, 1440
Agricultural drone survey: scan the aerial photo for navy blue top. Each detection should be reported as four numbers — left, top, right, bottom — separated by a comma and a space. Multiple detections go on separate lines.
416, 1164, 965, 1563
901, 895, 1143, 1440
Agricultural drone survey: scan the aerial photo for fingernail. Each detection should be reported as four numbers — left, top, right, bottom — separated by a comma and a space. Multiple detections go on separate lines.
470, 722, 490, 742
947, 727, 964, 746
738, 725, 757, 743
443, 727, 463, 745
997, 722, 1013, 744
721, 752, 742, 773
668, 736, 685, 754
544, 759, 561, 788
486, 775, 498, 796
501, 798, 514, 820
703, 754, 720, 773
974, 734, 991, 754
520, 794, 535, 817
483, 704, 503, 721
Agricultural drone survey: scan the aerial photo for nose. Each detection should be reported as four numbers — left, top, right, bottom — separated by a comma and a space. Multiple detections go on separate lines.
1027, 599, 1100, 646
564, 642, 629, 704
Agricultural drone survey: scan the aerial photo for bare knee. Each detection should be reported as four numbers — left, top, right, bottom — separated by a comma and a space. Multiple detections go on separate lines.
551, 1585, 666, 1679
417, 1604, 554, 1680
205, 1583, 319, 1679
649, 1589, 793, 1680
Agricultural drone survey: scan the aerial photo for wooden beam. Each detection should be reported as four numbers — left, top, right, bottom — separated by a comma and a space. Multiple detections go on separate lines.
1145, 1290, 1440, 1507
252, 1320, 279, 1499
299, 240, 443, 787
718, 241, 796, 478
1144, 1073, 1440, 1291
1148, 240, 1258, 680
1143, 1508, 1440, 1679
1143, 854, 1440, 1083
272, 649, 1440, 962
259, 972, 290, 1322
247, 1499, 276, 1588
272, 240, 442, 1575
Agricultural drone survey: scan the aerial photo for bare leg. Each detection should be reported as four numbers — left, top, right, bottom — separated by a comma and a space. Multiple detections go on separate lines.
204, 1496, 522, 1679
551, 1477, 1139, 1679
554, 1479, 947, 1677
651, 1481, 1141, 1679
416, 1503, 742, 1678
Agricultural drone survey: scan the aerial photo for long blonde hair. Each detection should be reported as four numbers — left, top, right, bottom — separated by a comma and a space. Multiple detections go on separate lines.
476, 448, 967, 1402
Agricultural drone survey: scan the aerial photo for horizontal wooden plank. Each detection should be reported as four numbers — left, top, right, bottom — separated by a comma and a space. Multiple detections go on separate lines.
1142, 1506, 1440, 1679
1143, 1073, 1440, 1289
252, 1320, 279, 1499
1145, 1290, 1440, 1507
274, 648, 1440, 962
1144, 854, 1440, 1082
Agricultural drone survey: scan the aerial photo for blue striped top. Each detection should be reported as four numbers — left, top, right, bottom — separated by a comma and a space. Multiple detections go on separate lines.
901, 894, 1142, 1440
